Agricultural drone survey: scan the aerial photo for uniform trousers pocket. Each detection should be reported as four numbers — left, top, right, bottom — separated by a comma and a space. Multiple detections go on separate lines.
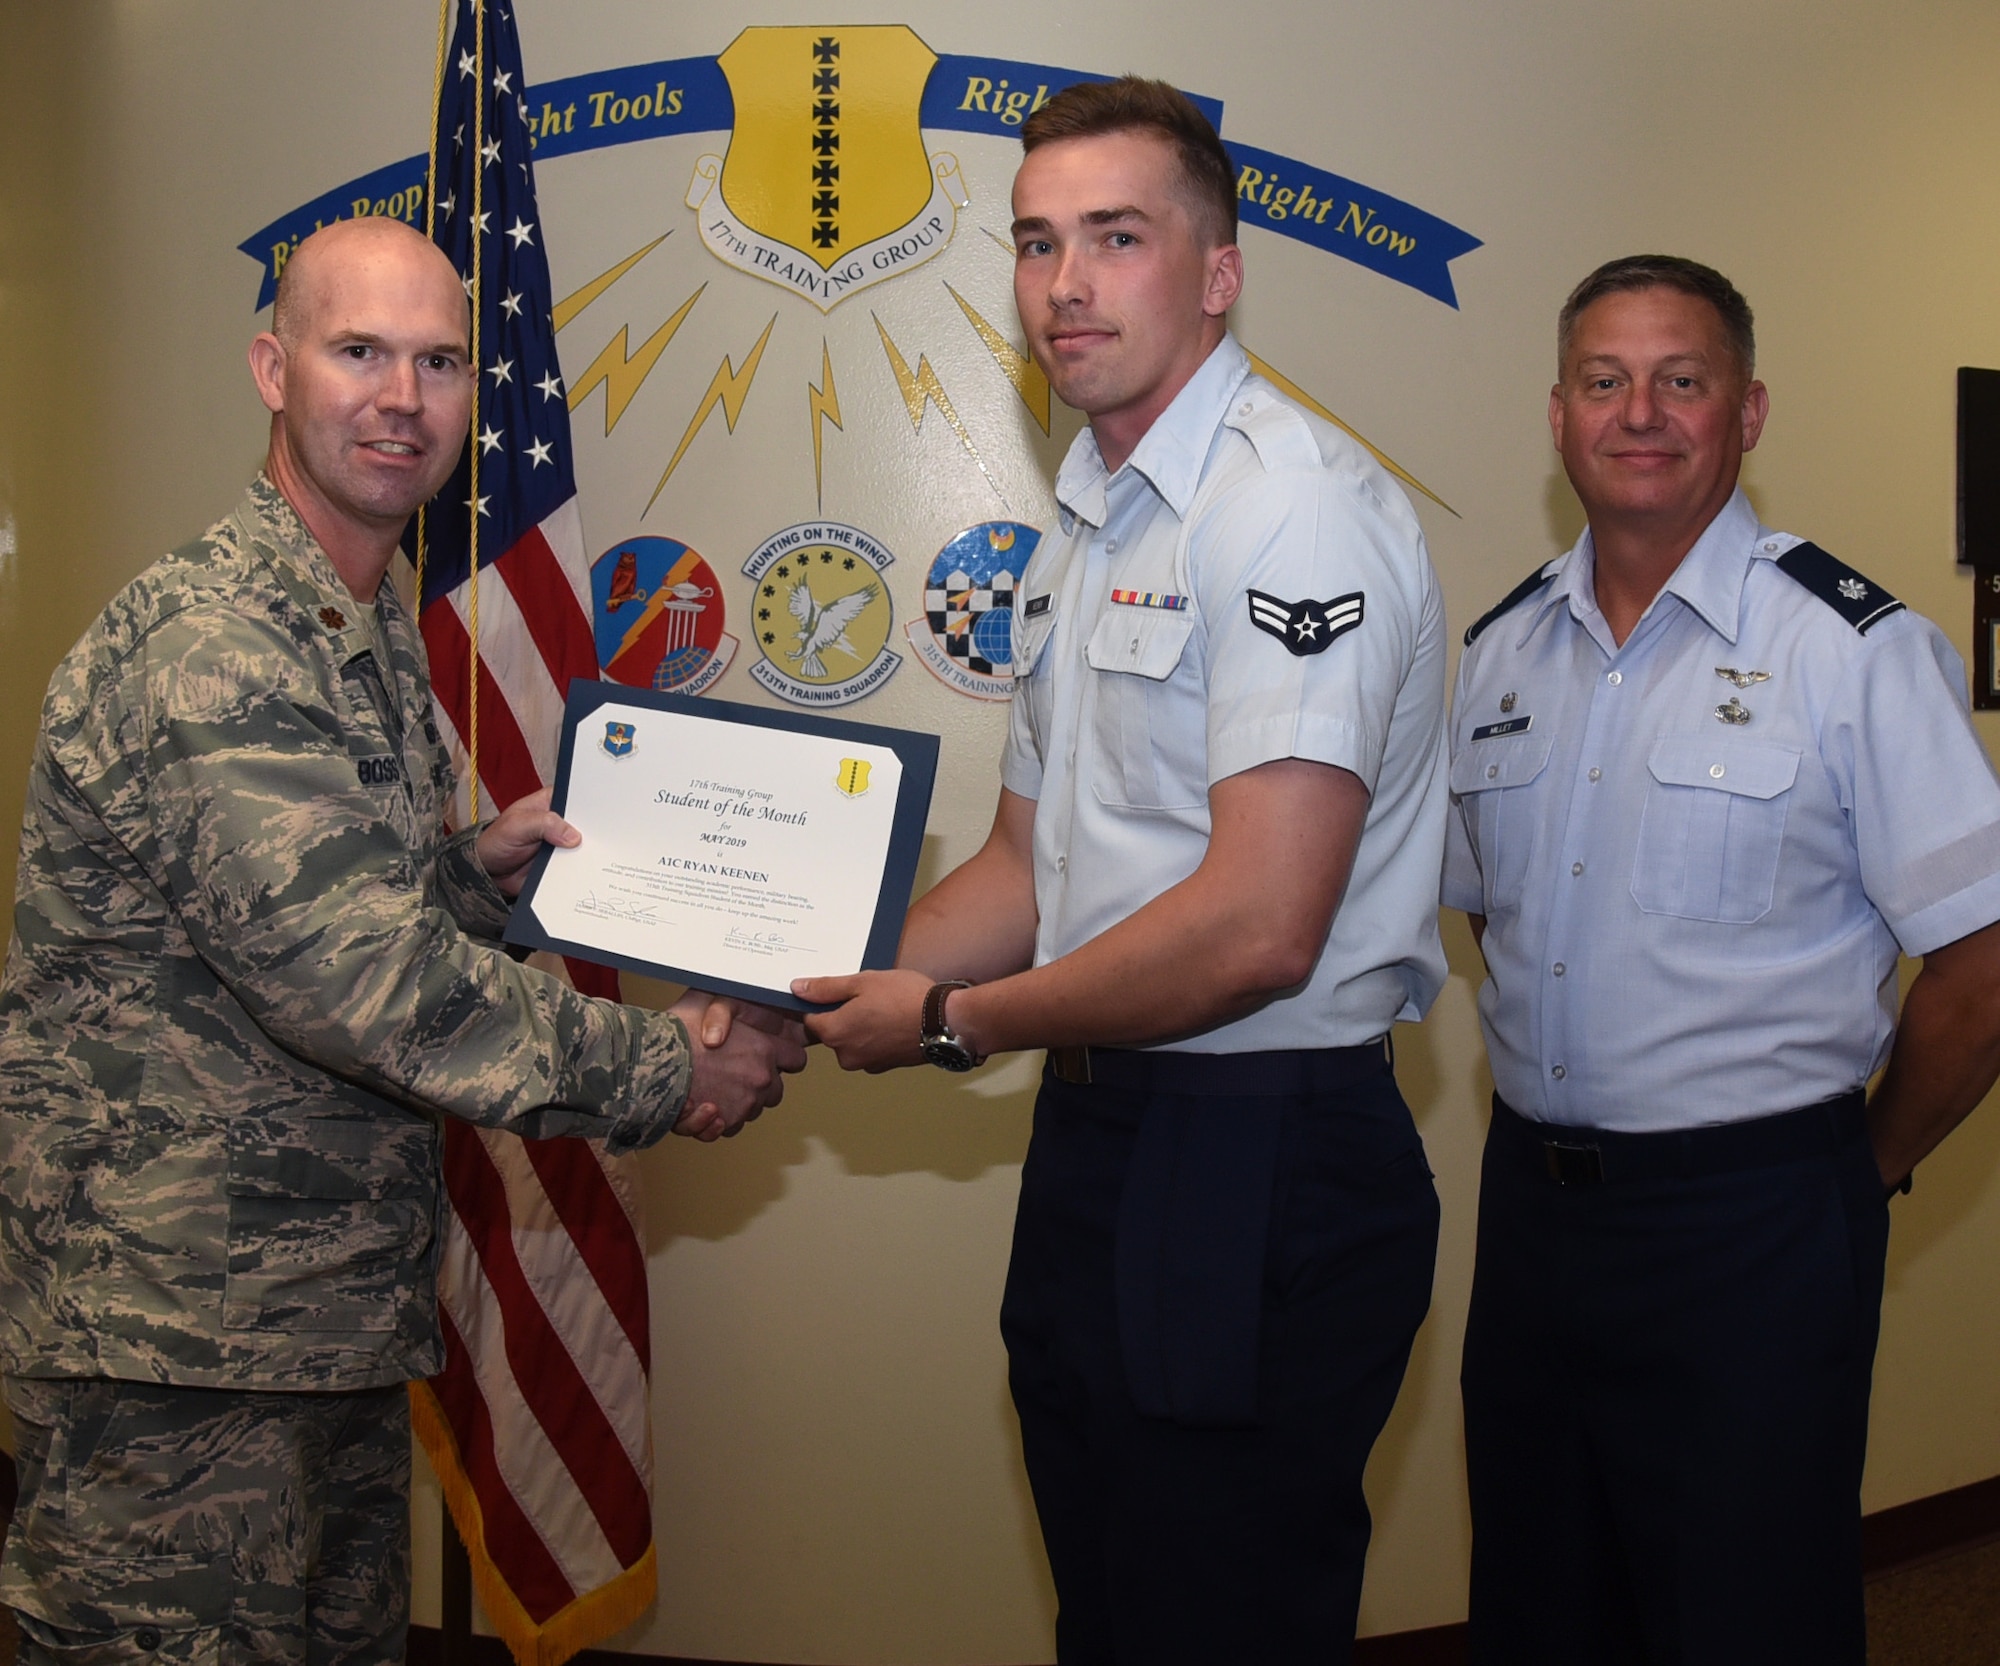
0, 1380, 233, 1640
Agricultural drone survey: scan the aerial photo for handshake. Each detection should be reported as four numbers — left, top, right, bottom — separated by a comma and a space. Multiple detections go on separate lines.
666, 969, 964, 1141
667, 992, 810, 1142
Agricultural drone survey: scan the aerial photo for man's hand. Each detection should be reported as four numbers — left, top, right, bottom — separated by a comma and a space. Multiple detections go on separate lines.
670, 992, 809, 1141
475, 787, 579, 897
792, 968, 934, 1073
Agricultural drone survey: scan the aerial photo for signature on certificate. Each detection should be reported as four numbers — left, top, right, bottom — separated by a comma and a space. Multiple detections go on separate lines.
723, 925, 814, 958
575, 891, 660, 927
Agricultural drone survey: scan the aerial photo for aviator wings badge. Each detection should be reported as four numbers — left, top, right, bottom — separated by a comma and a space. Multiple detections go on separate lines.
1715, 667, 1771, 689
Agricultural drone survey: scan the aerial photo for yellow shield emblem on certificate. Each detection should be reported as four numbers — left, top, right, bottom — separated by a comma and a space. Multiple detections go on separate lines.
688, 27, 966, 309
835, 758, 872, 798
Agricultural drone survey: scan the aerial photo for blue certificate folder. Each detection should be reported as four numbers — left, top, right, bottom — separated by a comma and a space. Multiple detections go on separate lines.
504, 681, 939, 1012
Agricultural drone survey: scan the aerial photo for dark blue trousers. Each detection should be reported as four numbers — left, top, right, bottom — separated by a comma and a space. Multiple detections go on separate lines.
1000, 1047, 1439, 1665
1462, 1095, 1890, 1666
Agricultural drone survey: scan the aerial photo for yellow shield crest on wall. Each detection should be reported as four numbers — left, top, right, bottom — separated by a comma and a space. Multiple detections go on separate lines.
687, 27, 967, 311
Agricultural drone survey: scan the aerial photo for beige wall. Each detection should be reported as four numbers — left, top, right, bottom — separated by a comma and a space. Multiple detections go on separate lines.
2, 1, 1998, 1660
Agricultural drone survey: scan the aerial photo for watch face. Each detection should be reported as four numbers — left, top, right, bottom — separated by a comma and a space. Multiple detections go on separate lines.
923, 1037, 978, 1072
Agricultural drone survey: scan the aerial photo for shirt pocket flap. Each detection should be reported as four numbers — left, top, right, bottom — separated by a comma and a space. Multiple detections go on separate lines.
1450, 733, 1554, 794
1083, 609, 1196, 681
1646, 737, 1801, 800
1013, 606, 1057, 679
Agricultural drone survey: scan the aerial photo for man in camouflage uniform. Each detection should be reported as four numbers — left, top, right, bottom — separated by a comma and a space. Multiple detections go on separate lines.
0, 218, 804, 1664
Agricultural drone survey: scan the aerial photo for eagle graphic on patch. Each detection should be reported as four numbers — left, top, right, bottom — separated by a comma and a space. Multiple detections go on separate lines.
1246, 589, 1364, 656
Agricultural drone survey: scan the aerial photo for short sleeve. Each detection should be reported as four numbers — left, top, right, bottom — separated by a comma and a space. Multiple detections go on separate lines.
1192, 467, 1427, 792
1825, 614, 2000, 955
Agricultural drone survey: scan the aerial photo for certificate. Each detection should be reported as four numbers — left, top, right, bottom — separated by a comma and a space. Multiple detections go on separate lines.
505, 682, 938, 1010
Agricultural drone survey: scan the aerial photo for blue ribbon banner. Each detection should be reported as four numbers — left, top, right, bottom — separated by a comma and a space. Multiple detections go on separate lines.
238, 52, 1477, 311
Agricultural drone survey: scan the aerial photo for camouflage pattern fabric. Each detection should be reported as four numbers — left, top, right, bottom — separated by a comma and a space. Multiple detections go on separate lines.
0, 478, 692, 1390
1, 1376, 410, 1664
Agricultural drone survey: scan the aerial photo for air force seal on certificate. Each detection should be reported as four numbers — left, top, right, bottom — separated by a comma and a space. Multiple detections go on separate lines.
602, 721, 637, 758
684, 26, 969, 311
744, 521, 901, 706
905, 520, 1040, 700
592, 535, 739, 696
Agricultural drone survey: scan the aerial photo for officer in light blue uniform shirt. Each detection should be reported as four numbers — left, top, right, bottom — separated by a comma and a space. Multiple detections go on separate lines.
802, 77, 1448, 1666
1447, 254, 2000, 1666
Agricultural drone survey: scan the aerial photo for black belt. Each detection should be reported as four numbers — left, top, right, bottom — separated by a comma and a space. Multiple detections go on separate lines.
1041, 1040, 1394, 1429
1045, 1037, 1390, 1092
1491, 1089, 1869, 1186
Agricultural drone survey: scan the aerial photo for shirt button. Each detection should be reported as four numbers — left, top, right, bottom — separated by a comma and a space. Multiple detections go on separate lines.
1486, 764, 1499, 780
1710, 763, 1725, 779
1587, 767, 1602, 782
1553, 962, 1566, 977
1763, 540, 1779, 552
1130, 636, 1140, 651
1551, 1064, 1567, 1080
1606, 670, 1623, 686
1104, 537, 1118, 553
1571, 861, 1585, 876
1240, 402, 1254, 416
1056, 854, 1067, 873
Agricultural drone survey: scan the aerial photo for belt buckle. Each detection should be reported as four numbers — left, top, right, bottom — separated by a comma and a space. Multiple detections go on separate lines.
1543, 1140, 1604, 1185
1049, 1047, 1092, 1085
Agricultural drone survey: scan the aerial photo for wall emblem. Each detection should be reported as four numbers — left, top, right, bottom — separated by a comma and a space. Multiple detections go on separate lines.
905, 520, 1039, 700
744, 521, 901, 706
591, 535, 738, 697
685, 27, 968, 311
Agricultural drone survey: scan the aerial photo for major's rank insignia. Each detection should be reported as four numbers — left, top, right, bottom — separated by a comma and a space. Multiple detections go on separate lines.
318, 606, 347, 630
835, 758, 872, 797
1246, 589, 1364, 656
603, 720, 637, 758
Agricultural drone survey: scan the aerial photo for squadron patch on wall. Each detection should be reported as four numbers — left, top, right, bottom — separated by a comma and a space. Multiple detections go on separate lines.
591, 535, 738, 697
684, 27, 968, 311
905, 520, 1039, 700
744, 521, 900, 706
1246, 589, 1364, 656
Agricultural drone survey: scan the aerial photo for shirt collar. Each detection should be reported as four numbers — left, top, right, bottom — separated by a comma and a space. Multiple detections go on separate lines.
236, 476, 385, 665
1529, 487, 1764, 651
1053, 335, 1251, 527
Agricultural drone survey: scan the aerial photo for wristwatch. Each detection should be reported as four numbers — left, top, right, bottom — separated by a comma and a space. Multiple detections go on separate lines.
920, 980, 981, 1072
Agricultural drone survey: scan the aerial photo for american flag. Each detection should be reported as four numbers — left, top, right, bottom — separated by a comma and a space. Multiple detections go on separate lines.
403, 3, 658, 1661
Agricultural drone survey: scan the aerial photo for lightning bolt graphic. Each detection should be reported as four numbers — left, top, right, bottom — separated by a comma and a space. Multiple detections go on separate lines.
1243, 351, 1459, 517
945, 283, 1050, 434
807, 338, 844, 513
872, 313, 1009, 511
646, 314, 778, 514
568, 283, 705, 436
551, 231, 670, 332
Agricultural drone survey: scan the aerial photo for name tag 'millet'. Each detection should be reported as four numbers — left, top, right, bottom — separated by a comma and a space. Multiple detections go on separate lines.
1470, 716, 1533, 741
